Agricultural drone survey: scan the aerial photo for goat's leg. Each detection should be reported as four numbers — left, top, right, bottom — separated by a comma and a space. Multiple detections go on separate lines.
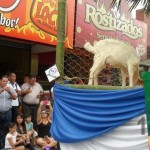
121, 69, 127, 86
88, 59, 105, 85
93, 59, 106, 85
88, 68, 94, 85
128, 65, 134, 87
133, 65, 140, 86
93, 65, 105, 85
121, 68, 127, 86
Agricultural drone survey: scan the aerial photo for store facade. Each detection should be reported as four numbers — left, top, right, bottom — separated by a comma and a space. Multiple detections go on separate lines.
0, 0, 75, 87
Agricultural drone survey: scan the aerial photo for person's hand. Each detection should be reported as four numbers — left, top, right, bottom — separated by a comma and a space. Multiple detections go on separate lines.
4, 86, 10, 92
17, 91, 22, 96
37, 93, 41, 98
40, 101, 43, 106
26, 138, 30, 144
26, 88, 32, 93
19, 138, 25, 143
46, 101, 50, 106
22, 134, 26, 140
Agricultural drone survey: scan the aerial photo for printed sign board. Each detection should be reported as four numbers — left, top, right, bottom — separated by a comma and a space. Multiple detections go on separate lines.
45, 64, 60, 82
75, 0, 147, 60
0, 0, 75, 48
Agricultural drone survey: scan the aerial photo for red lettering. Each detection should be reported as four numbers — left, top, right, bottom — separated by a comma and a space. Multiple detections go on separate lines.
41, 6, 49, 23
36, 2, 42, 18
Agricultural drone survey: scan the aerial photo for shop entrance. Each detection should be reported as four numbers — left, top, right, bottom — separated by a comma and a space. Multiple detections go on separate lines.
0, 41, 31, 84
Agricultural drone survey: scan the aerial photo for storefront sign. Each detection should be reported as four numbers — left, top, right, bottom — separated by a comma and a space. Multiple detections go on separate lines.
75, 0, 147, 60
0, 0, 75, 48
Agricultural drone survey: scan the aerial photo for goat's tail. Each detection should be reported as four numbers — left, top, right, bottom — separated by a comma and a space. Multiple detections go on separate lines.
84, 42, 95, 54
85, 48, 95, 54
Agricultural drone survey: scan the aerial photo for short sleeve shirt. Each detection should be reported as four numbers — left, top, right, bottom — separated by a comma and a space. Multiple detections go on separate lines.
5, 131, 18, 149
21, 82, 43, 105
25, 122, 33, 131
7, 81, 21, 106
0, 85, 17, 112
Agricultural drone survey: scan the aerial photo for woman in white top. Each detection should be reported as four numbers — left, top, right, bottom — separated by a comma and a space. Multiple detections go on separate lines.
5, 122, 25, 150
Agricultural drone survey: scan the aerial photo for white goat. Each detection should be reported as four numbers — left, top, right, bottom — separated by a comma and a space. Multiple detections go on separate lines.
84, 39, 140, 87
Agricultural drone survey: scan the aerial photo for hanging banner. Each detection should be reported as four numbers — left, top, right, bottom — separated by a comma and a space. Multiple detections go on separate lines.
75, 0, 147, 60
0, 0, 75, 48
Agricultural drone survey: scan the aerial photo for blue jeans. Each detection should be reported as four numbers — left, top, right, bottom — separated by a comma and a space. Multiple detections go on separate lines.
0, 109, 12, 124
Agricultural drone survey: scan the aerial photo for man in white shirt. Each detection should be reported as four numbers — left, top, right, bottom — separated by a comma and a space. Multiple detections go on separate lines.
21, 75, 43, 130
8, 72, 22, 122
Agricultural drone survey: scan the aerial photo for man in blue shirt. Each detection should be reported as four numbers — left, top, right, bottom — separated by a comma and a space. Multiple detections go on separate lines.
0, 75, 17, 148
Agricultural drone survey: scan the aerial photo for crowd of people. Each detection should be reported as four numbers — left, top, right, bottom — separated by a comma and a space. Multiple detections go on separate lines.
0, 72, 58, 150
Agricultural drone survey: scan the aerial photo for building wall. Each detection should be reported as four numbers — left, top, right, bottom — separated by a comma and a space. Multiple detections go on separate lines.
30, 54, 38, 75
0, 45, 30, 84
31, 45, 56, 81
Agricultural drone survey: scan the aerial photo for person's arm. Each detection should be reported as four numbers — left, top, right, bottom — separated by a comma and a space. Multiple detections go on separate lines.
0, 88, 4, 94
48, 138, 58, 148
37, 101, 43, 124
21, 88, 32, 96
37, 90, 44, 98
46, 101, 53, 120
16, 84, 22, 96
5, 86, 17, 100
17, 133, 24, 137
37, 83, 44, 98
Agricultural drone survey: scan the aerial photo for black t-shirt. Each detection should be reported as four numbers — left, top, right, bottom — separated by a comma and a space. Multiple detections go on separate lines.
38, 122, 51, 138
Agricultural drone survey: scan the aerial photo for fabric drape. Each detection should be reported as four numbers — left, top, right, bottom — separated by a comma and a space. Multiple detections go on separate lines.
51, 84, 146, 143
60, 114, 148, 150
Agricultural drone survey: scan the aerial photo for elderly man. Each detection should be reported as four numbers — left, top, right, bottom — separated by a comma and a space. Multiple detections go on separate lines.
0, 75, 17, 148
21, 75, 44, 130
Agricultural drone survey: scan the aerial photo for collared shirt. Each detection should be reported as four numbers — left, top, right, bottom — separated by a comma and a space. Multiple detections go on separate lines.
0, 85, 17, 112
7, 81, 21, 106
21, 82, 43, 105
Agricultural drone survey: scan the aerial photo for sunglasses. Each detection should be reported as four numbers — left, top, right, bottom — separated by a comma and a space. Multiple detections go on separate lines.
41, 111, 49, 114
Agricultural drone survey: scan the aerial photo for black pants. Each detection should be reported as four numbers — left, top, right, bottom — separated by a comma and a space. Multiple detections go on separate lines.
25, 143, 35, 150
0, 109, 12, 149
11, 106, 18, 122
22, 102, 39, 131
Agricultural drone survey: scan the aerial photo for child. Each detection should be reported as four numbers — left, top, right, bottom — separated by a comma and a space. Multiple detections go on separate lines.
16, 113, 35, 150
25, 115, 38, 145
5, 122, 25, 150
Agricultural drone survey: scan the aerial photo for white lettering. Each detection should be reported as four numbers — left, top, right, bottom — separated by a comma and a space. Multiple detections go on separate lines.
85, 4, 143, 39
0, 0, 21, 12
0, 13, 19, 28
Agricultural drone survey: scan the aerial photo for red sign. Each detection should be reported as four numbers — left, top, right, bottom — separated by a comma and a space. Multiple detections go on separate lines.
75, 0, 147, 60
30, 0, 58, 36
0, 0, 75, 48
